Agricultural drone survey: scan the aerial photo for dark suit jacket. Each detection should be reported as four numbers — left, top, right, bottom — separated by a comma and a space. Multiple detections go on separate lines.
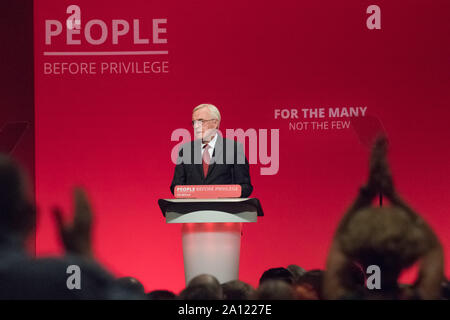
170, 134, 253, 197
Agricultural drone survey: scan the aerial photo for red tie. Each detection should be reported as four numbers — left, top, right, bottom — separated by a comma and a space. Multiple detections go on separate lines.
202, 144, 210, 178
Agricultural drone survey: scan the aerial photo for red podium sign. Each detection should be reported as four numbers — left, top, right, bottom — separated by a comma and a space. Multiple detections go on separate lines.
174, 185, 242, 198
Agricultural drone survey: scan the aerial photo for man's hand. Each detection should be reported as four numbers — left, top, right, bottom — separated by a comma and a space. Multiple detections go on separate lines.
53, 188, 94, 258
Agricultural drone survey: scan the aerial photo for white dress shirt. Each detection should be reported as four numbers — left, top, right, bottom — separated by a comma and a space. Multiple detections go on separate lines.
201, 133, 218, 159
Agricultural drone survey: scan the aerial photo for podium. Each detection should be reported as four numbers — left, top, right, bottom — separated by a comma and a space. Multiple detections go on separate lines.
158, 198, 264, 284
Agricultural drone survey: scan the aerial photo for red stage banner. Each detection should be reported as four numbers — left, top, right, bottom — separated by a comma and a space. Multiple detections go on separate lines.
33, 0, 450, 292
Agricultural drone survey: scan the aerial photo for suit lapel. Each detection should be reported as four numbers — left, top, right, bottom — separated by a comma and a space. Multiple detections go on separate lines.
193, 139, 204, 180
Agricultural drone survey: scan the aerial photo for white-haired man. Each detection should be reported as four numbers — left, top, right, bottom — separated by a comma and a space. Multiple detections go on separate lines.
170, 104, 253, 197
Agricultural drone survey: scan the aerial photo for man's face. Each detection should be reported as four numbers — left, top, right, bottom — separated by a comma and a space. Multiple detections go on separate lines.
192, 107, 218, 141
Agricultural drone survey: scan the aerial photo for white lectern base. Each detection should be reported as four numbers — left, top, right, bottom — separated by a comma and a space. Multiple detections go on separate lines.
182, 223, 242, 285
158, 198, 263, 286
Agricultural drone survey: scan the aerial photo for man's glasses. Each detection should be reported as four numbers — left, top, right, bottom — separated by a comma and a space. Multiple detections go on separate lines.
192, 119, 216, 127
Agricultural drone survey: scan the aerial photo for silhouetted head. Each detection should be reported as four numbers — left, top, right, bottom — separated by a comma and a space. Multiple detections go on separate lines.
180, 274, 223, 300
338, 206, 431, 291
0, 154, 35, 241
179, 284, 223, 300
294, 270, 324, 300
116, 277, 145, 294
259, 267, 294, 285
188, 274, 222, 290
146, 290, 176, 300
287, 264, 306, 283
221, 280, 256, 300
257, 280, 295, 300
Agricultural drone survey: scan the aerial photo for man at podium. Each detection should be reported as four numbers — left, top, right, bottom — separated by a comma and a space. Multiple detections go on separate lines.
170, 103, 253, 198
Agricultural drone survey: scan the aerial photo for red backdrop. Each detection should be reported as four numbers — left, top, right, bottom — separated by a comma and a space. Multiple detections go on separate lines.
34, 0, 450, 292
